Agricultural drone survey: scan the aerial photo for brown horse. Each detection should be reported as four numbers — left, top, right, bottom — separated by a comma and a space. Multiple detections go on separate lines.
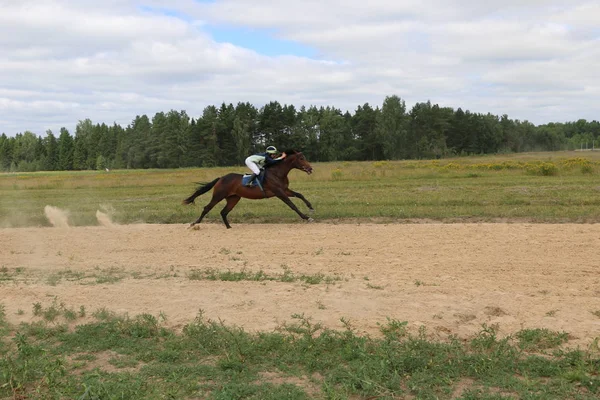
182, 150, 315, 229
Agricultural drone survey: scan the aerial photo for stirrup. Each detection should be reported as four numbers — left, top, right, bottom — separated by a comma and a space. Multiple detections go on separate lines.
245, 174, 257, 186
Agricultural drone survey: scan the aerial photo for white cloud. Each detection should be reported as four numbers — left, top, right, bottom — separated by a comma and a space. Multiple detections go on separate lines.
0, 0, 599, 136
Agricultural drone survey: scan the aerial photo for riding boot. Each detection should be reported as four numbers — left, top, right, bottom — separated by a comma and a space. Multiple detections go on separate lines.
245, 173, 257, 186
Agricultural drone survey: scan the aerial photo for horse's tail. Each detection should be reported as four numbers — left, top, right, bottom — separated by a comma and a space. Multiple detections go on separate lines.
182, 177, 220, 205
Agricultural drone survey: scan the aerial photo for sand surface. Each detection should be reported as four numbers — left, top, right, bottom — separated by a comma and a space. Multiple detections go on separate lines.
2, 222, 600, 347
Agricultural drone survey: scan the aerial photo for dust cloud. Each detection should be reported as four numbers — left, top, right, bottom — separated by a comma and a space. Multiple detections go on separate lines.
96, 210, 115, 227
44, 205, 70, 227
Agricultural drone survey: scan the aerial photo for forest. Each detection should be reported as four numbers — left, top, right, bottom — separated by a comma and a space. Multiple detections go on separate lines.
1, 95, 599, 172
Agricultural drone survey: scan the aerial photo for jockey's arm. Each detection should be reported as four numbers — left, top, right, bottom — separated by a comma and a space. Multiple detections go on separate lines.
265, 152, 286, 164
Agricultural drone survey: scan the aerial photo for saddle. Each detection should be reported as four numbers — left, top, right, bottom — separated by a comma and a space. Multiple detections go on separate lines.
241, 170, 265, 189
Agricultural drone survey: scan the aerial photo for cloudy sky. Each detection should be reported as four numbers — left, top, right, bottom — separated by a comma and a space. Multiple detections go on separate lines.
1, 0, 599, 136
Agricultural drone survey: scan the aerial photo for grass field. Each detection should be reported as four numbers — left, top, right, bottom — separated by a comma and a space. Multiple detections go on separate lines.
2, 150, 600, 227
2, 304, 600, 399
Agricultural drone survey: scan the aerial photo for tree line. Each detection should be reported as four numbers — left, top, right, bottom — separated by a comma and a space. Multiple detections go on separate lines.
1, 95, 599, 172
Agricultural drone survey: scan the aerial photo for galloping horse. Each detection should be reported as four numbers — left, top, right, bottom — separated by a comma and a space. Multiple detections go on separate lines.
182, 150, 315, 229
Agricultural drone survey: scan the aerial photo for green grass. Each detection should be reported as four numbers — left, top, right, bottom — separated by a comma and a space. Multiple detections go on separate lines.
3, 151, 600, 227
188, 266, 344, 285
0, 266, 346, 287
1, 305, 599, 399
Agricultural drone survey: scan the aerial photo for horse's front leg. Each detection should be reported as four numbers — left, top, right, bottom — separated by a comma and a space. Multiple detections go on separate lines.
275, 191, 314, 222
285, 189, 315, 213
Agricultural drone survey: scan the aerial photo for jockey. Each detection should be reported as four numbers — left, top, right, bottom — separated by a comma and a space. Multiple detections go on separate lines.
244, 146, 286, 186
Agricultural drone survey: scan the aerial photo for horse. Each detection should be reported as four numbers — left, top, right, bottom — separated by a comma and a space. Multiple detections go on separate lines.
182, 150, 315, 229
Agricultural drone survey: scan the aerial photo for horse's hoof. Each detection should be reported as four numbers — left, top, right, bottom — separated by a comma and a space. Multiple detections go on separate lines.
309, 209, 315, 214
307, 217, 315, 223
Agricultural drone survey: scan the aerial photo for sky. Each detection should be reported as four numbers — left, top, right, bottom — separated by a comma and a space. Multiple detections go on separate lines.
1, 0, 599, 137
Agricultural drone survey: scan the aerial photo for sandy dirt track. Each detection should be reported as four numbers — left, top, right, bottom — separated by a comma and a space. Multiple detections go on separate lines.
2, 222, 600, 347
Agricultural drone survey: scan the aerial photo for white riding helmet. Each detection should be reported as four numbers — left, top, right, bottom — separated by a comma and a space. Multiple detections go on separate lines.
266, 146, 277, 154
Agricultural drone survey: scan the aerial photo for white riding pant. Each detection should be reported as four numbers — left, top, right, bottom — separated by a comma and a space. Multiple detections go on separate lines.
245, 157, 261, 175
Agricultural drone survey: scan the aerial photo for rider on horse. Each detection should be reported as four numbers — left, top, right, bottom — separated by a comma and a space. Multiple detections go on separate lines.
244, 146, 287, 186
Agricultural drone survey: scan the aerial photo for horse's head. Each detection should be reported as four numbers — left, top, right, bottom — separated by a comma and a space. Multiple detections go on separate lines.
285, 150, 313, 175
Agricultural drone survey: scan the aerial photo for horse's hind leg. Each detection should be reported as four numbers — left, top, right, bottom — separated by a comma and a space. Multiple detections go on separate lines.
191, 194, 224, 227
220, 195, 241, 229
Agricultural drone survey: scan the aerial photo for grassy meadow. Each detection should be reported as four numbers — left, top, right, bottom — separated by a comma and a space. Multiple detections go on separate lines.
2, 303, 600, 399
2, 151, 600, 227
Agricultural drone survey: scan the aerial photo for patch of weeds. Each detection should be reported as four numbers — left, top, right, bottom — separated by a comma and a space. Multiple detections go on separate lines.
57, 269, 86, 282
280, 265, 295, 283
0, 266, 27, 283
301, 273, 325, 285
366, 283, 384, 290
188, 267, 342, 286
187, 269, 205, 280
591, 310, 600, 318
92, 307, 114, 321
378, 318, 409, 340
0, 304, 8, 336
0, 268, 10, 283
581, 163, 595, 174
207, 268, 269, 282
515, 328, 569, 351
525, 161, 559, 176
331, 168, 343, 181
484, 307, 507, 317
131, 271, 143, 279
44, 268, 126, 286
30, 298, 83, 323
298, 272, 341, 285
94, 275, 124, 284
33, 302, 42, 316
46, 274, 61, 286
92, 266, 126, 284
72, 353, 97, 361
42, 302, 60, 322
109, 355, 140, 369
414, 280, 438, 287
63, 308, 78, 322
455, 313, 477, 324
